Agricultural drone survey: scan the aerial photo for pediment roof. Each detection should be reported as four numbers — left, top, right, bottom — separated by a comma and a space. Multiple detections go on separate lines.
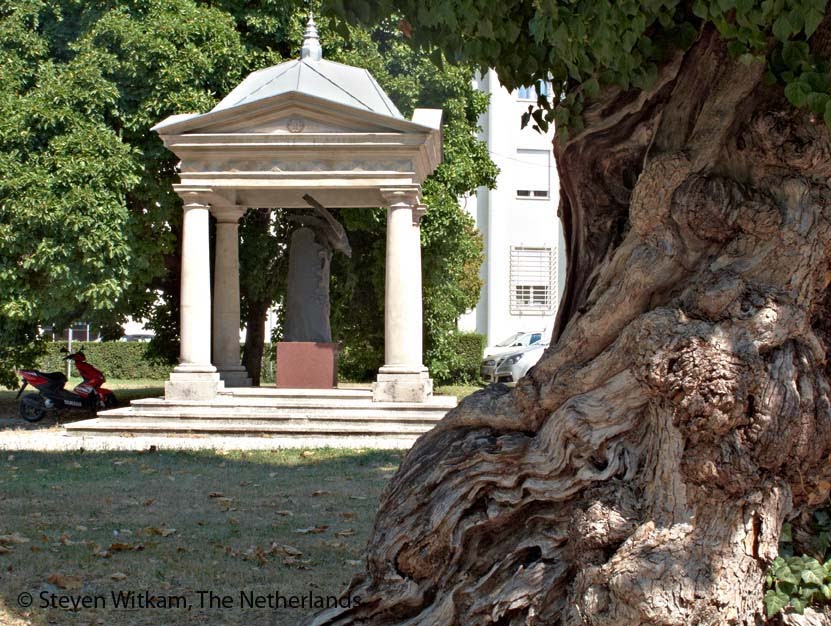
152, 91, 435, 136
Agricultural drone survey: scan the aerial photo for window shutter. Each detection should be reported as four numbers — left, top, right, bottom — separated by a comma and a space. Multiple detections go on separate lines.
515, 149, 550, 199
509, 246, 556, 314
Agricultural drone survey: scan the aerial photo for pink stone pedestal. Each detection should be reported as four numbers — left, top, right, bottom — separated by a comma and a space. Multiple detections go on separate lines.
275, 342, 338, 389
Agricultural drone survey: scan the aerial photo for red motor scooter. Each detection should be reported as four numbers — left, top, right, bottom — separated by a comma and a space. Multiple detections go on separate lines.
16, 347, 117, 422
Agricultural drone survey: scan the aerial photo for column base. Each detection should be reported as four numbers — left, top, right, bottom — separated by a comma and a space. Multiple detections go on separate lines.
216, 365, 252, 388
165, 366, 224, 401
372, 366, 433, 403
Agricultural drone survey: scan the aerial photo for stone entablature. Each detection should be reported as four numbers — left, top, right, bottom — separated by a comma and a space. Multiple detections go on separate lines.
155, 95, 441, 199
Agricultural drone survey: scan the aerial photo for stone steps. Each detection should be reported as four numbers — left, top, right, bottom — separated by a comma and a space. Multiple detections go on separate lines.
63, 388, 457, 448
93, 408, 447, 423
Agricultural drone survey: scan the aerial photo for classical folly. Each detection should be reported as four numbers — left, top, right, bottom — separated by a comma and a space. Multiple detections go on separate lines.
151, 18, 442, 403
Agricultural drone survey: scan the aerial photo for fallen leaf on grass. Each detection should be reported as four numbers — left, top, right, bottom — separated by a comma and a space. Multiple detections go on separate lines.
340, 512, 356, 519
109, 542, 144, 552
243, 546, 268, 566
208, 492, 224, 498
348, 495, 367, 501
0, 532, 30, 545
336, 529, 356, 537
47, 573, 83, 590
311, 490, 331, 497
0, 545, 12, 554
265, 543, 302, 557
275, 510, 293, 517
294, 525, 328, 535
145, 527, 177, 537
110, 572, 128, 581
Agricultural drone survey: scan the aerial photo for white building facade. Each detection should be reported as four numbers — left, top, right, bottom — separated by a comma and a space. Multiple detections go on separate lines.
458, 70, 567, 347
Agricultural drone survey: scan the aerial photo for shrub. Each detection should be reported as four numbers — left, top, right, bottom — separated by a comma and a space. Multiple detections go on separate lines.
36, 341, 173, 380
430, 331, 485, 385
337, 340, 383, 383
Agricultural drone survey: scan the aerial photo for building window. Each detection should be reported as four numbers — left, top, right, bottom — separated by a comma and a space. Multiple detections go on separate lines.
510, 246, 557, 315
516, 80, 552, 101
516, 149, 550, 199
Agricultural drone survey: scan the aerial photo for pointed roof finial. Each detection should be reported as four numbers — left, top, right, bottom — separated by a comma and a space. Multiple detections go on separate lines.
301, 13, 322, 62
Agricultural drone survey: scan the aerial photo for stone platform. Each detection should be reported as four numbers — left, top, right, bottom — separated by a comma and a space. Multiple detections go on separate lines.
64, 387, 457, 449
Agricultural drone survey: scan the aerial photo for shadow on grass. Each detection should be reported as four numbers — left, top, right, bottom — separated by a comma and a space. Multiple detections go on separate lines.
0, 447, 404, 626
0, 383, 164, 432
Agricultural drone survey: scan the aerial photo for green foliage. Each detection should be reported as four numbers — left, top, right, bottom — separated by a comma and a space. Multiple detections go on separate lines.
431, 331, 485, 385
0, 318, 44, 388
766, 508, 831, 617
35, 341, 173, 380
330, 0, 831, 136
0, 0, 254, 384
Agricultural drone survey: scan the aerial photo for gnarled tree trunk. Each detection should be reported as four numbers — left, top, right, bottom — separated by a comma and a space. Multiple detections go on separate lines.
307, 24, 831, 626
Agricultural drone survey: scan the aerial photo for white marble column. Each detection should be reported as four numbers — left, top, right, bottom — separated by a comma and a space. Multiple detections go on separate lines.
165, 191, 223, 401
212, 211, 251, 387
373, 189, 433, 402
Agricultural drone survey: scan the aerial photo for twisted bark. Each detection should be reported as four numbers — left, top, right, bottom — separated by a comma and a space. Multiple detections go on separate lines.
307, 25, 831, 626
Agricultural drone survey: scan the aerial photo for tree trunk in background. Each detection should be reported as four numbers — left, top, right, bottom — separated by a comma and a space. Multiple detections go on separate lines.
242, 299, 268, 386
306, 24, 831, 626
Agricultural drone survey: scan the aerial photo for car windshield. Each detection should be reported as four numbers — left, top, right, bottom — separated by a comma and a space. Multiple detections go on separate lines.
495, 333, 524, 347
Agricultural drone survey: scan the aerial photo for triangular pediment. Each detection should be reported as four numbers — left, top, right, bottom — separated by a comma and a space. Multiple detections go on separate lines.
154, 92, 429, 137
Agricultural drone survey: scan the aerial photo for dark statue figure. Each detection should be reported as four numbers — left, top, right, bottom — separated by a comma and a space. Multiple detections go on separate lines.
283, 194, 351, 343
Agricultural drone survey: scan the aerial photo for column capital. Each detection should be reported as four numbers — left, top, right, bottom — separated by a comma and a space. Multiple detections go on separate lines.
211, 205, 243, 224
175, 188, 212, 209
413, 204, 427, 226
380, 186, 421, 207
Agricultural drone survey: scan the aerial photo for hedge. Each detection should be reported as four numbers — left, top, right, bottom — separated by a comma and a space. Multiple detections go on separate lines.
446, 332, 486, 385
31, 336, 485, 384
36, 342, 174, 380
427, 331, 486, 385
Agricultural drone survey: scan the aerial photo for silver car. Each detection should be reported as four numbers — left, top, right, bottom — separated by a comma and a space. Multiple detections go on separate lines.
481, 343, 547, 385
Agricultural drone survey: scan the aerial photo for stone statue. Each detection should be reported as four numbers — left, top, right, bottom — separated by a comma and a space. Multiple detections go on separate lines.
283, 194, 351, 343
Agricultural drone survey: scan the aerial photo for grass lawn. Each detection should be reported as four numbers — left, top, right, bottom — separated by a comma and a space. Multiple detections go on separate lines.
0, 378, 480, 624
0, 448, 405, 626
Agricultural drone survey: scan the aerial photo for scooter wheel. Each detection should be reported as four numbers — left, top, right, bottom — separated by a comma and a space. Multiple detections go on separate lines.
102, 393, 118, 410
19, 397, 46, 422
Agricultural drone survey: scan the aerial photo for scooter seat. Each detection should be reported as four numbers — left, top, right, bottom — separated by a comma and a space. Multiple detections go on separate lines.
35, 371, 68, 384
